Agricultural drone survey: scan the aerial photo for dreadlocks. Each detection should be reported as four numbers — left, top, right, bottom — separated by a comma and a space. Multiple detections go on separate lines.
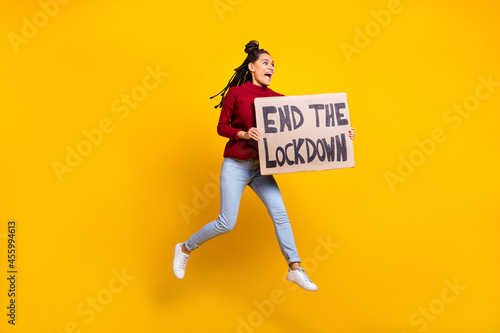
210, 40, 270, 109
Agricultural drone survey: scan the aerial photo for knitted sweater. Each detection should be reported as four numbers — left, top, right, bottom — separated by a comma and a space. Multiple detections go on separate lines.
217, 81, 283, 160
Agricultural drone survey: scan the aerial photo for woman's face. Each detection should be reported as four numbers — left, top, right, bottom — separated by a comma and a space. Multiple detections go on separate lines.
248, 53, 275, 87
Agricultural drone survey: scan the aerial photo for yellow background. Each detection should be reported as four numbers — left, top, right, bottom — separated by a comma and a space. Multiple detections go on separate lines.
1, 0, 499, 332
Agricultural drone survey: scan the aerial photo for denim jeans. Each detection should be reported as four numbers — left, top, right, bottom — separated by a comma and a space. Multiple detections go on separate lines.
184, 157, 301, 264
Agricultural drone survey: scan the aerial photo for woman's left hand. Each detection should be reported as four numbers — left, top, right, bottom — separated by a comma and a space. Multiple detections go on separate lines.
348, 127, 355, 140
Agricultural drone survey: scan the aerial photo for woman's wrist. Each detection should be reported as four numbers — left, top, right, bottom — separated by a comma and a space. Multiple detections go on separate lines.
237, 131, 246, 140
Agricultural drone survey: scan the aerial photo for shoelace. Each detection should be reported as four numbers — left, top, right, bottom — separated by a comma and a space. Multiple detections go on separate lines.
178, 254, 189, 269
299, 269, 313, 283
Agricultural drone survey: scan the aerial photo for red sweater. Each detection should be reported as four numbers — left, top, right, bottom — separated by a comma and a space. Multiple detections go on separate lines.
217, 81, 283, 160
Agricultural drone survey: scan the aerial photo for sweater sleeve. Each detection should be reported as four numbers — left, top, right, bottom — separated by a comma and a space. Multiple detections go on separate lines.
216, 88, 241, 141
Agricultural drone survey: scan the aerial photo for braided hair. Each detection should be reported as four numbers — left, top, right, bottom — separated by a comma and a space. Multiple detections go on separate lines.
210, 40, 270, 109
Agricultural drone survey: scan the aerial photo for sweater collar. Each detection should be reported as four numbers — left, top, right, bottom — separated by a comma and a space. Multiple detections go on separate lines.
243, 80, 270, 94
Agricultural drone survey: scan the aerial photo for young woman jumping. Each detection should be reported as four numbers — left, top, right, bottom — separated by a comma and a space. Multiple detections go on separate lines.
173, 40, 355, 291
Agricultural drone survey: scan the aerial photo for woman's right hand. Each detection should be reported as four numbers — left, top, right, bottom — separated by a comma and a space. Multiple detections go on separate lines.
238, 127, 261, 141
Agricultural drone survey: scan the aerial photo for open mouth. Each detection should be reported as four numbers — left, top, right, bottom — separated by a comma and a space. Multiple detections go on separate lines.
265, 72, 273, 80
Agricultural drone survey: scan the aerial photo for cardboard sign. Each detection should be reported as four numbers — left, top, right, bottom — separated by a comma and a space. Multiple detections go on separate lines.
255, 93, 355, 175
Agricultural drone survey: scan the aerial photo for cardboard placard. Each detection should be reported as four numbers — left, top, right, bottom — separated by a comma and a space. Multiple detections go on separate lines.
255, 93, 355, 175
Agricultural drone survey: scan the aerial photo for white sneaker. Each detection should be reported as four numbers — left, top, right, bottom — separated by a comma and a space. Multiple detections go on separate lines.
286, 267, 318, 291
173, 243, 190, 279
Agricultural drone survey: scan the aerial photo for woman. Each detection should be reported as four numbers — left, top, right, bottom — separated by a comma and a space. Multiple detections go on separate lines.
173, 40, 355, 291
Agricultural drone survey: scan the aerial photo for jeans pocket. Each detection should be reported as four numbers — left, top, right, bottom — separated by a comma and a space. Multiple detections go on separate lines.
222, 157, 249, 180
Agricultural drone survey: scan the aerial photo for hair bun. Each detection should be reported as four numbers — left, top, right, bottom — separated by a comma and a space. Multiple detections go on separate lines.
244, 40, 260, 54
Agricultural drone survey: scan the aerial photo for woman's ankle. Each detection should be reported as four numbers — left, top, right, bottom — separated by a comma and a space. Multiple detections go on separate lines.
182, 244, 191, 255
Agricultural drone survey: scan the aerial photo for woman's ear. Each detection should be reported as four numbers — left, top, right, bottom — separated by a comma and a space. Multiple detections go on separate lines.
248, 62, 254, 72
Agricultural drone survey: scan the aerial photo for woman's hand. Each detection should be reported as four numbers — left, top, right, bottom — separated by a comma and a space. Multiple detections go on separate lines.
348, 127, 355, 140
238, 127, 262, 141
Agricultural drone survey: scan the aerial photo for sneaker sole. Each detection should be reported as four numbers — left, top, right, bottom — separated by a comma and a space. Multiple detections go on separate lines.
173, 243, 185, 279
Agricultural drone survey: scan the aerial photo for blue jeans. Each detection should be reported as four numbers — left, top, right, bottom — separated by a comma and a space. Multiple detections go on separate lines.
184, 157, 301, 265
